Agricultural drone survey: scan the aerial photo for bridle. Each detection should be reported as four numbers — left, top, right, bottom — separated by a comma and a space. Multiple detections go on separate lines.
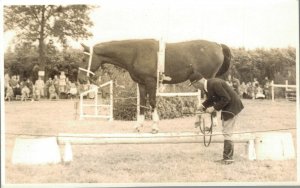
79, 46, 95, 77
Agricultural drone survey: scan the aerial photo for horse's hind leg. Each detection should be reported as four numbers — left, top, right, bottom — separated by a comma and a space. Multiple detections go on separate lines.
134, 83, 146, 132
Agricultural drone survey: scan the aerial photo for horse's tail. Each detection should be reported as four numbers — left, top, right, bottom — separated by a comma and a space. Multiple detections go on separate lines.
215, 44, 231, 77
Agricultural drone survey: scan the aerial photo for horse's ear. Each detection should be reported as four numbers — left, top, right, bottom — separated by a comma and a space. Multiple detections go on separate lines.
81, 43, 90, 52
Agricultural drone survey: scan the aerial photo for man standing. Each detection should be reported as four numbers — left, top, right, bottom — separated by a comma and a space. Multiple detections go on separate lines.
35, 76, 45, 98
190, 75, 244, 165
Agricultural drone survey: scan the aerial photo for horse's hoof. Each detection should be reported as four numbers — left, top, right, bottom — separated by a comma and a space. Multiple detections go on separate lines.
151, 129, 159, 134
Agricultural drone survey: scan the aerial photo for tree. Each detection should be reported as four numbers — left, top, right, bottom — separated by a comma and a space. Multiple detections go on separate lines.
4, 5, 94, 70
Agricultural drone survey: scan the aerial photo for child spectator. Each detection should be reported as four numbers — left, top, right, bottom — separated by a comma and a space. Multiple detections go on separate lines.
25, 78, 33, 95
21, 85, 30, 101
255, 85, 265, 99
69, 82, 78, 99
88, 82, 98, 99
33, 85, 41, 100
49, 84, 59, 100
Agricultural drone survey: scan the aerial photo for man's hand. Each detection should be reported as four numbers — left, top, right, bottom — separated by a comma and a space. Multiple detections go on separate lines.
197, 104, 205, 113
205, 107, 216, 113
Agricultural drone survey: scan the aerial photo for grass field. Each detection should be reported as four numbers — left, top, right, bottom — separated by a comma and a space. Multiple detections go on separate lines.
4, 99, 297, 184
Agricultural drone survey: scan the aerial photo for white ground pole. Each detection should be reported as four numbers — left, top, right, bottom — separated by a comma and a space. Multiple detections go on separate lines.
271, 80, 296, 102
58, 131, 295, 161
80, 80, 113, 121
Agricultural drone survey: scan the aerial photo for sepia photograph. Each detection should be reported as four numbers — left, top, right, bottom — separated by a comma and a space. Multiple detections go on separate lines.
1, 0, 299, 186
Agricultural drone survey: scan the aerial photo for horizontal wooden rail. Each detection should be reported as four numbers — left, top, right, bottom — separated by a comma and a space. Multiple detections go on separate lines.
57, 132, 254, 145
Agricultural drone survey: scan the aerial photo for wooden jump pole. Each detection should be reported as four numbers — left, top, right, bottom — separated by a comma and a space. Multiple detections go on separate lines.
57, 132, 253, 145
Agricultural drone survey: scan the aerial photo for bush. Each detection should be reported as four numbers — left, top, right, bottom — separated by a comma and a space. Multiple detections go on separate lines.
111, 71, 199, 120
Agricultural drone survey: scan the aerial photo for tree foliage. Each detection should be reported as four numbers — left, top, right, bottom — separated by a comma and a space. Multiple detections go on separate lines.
4, 5, 94, 69
229, 47, 296, 84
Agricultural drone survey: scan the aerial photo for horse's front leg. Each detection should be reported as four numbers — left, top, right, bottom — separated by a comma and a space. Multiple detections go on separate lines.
147, 80, 159, 134
134, 83, 146, 132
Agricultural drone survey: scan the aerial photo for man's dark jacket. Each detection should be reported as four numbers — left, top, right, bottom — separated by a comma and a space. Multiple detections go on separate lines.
202, 78, 244, 121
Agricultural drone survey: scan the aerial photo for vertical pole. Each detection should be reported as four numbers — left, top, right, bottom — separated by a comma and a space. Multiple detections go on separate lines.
271, 80, 274, 102
80, 94, 83, 120
110, 81, 113, 121
137, 84, 140, 118
197, 89, 201, 106
95, 88, 98, 116
285, 80, 288, 100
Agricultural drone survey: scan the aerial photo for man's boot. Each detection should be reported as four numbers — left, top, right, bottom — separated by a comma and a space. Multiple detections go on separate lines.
215, 140, 234, 165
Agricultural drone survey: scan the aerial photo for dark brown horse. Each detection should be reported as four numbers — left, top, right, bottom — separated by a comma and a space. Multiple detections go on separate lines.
79, 39, 231, 133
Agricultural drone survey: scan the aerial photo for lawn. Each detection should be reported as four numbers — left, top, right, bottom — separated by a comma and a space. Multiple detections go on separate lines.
3, 98, 297, 184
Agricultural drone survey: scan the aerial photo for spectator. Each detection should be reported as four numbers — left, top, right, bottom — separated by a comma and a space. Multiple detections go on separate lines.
53, 75, 60, 95
32, 85, 40, 101
4, 73, 10, 90
5, 84, 14, 101
25, 78, 33, 95
246, 82, 254, 99
252, 78, 259, 87
69, 82, 78, 99
226, 74, 233, 88
49, 84, 59, 100
45, 77, 53, 99
35, 76, 45, 98
252, 78, 259, 99
9, 75, 19, 97
77, 82, 85, 95
263, 77, 271, 99
58, 71, 67, 94
232, 76, 240, 96
88, 82, 98, 99
65, 77, 71, 94
255, 85, 265, 99
21, 84, 30, 101
239, 82, 248, 98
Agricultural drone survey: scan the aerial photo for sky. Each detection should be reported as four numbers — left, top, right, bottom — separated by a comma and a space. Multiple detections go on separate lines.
2, 0, 299, 50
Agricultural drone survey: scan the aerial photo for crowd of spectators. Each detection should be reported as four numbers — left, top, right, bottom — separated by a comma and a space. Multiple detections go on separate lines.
4, 72, 273, 102
4, 72, 111, 102
225, 75, 271, 100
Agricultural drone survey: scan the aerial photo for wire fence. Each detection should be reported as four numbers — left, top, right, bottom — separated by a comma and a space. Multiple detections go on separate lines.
4, 127, 296, 139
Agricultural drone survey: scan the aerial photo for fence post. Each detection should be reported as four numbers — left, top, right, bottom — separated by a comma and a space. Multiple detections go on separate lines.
109, 81, 113, 121
80, 94, 83, 120
137, 84, 140, 118
95, 88, 98, 116
285, 80, 288, 100
197, 89, 201, 106
271, 80, 274, 102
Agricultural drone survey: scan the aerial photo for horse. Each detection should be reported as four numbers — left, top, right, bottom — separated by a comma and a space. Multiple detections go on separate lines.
78, 39, 231, 133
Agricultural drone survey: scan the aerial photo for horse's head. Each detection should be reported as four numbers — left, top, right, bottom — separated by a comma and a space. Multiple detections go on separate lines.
78, 43, 101, 84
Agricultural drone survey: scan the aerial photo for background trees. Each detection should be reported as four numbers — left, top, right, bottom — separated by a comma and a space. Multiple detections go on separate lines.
230, 47, 296, 84
4, 5, 94, 80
